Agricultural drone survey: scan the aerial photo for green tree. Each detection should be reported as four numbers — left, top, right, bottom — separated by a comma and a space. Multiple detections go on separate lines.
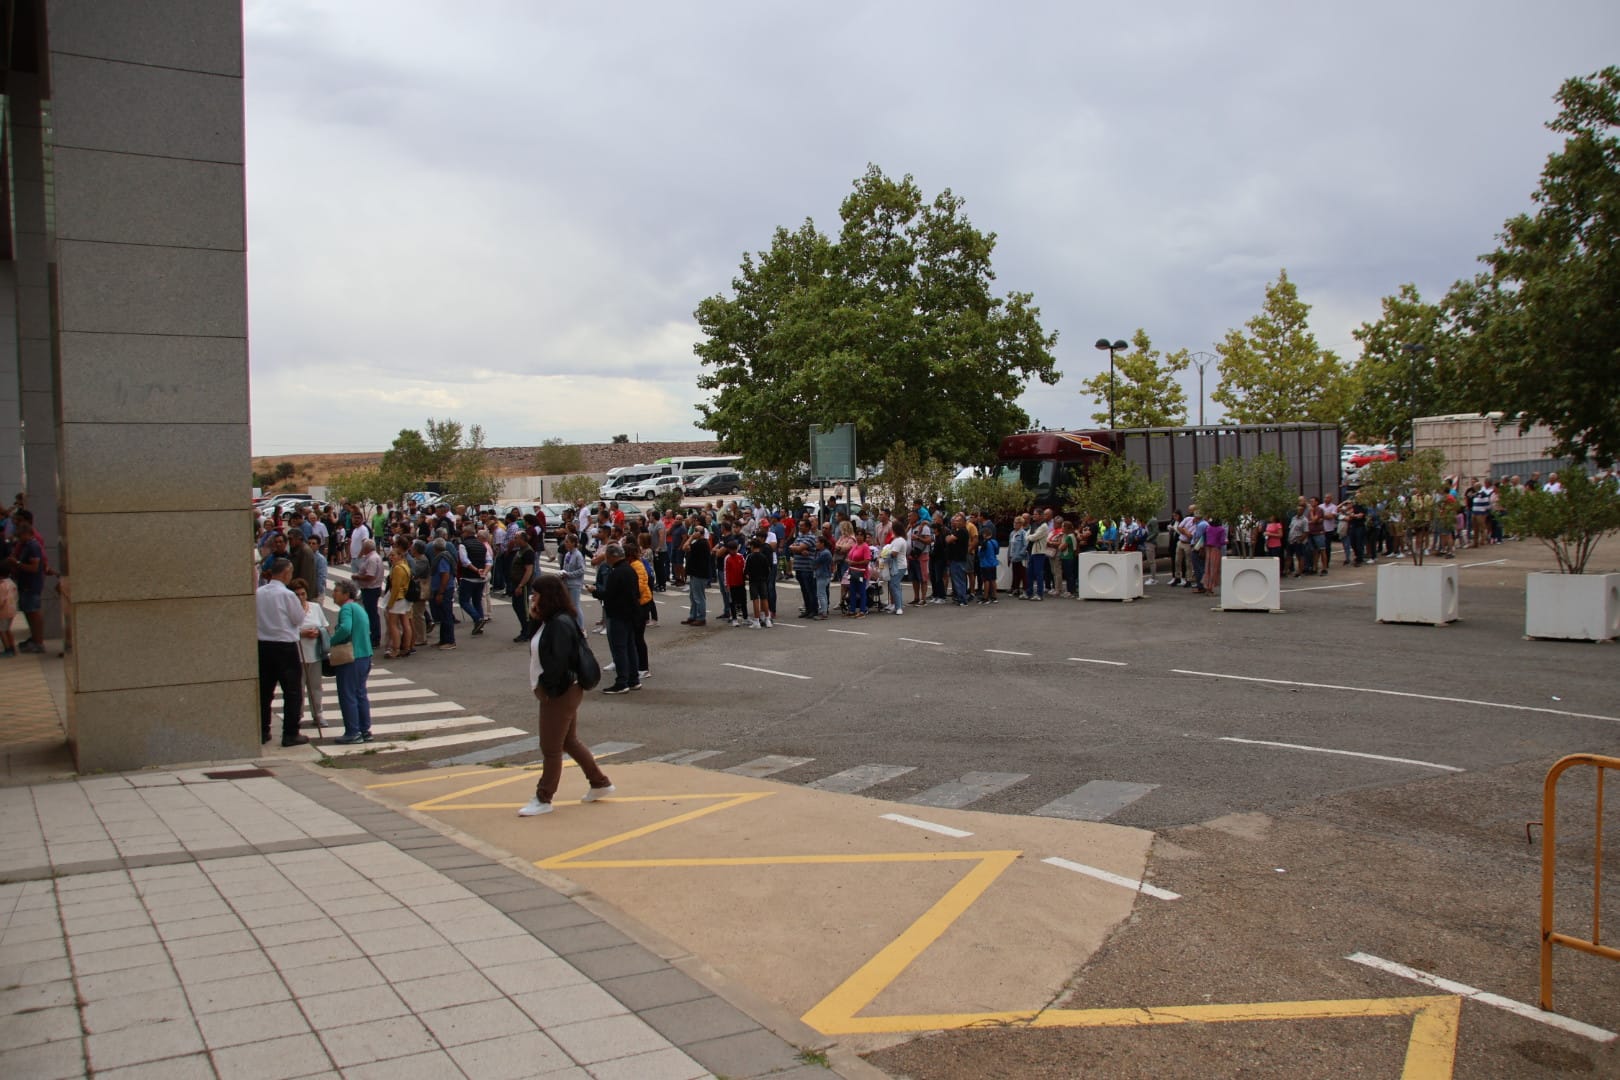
442, 424, 499, 506
327, 467, 393, 506
954, 474, 1033, 519
742, 469, 801, 513
273, 460, 296, 481
1354, 449, 1448, 565
1498, 469, 1620, 574
1076, 328, 1189, 428
1445, 67, 1620, 463
1192, 452, 1296, 526
552, 475, 600, 505
611, 434, 630, 444
1062, 456, 1166, 527
1213, 270, 1352, 424
534, 438, 586, 474
866, 440, 956, 513
694, 165, 1060, 471
1345, 285, 1465, 446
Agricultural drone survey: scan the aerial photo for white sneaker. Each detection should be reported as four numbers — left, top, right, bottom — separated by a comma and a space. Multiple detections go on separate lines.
1144, 578, 1157, 585
764, 617, 773, 627
518, 798, 553, 817
750, 619, 761, 628
893, 608, 903, 616
639, 670, 650, 679
581, 785, 616, 803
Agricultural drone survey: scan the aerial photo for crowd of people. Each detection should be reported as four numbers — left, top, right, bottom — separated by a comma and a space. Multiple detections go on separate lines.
249, 465, 1614, 738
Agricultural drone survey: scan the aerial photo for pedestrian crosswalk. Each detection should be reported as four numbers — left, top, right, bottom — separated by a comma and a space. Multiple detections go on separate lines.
545, 746, 1162, 822
269, 665, 525, 759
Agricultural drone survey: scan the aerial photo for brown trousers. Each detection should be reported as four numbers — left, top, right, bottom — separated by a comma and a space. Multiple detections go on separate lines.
535, 683, 610, 803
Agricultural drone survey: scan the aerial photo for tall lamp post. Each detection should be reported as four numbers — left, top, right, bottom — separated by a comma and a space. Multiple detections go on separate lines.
1401, 343, 1425, 453
1094, 338, 1128, 428
1189, 350, 1217, 427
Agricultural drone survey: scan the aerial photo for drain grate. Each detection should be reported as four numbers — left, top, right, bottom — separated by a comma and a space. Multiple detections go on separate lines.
201, 768, 274, 780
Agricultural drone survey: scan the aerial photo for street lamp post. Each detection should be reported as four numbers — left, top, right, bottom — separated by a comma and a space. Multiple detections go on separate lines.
1094, 338, 1128, 428
1189, 350, 1217, 427
1401, 343, 1425, 453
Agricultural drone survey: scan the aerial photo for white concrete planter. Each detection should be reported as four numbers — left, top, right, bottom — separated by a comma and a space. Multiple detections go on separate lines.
1076, 551, 1143, 601
1525, 572, 1620, 642
1220, 557, 1281, 612
1375, 563, 1459, 625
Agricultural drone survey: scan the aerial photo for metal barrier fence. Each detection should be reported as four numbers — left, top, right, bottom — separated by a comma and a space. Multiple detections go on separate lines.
1540, 753, 1620, 1011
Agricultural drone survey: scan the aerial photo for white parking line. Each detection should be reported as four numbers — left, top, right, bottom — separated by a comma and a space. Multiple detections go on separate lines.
722, 662, 811, 681
1171, 670, 1620, 724
1218, 737, 1463, 772
1280, 582, 1364, 593
1068, 657, 1127, 667
880, 813, 973, 839
1043, 856, 1180, 901
985, 649, 1032, 657
898, 637, 943, 646
1346, 952, 1616, 1043
826, 629, 868, 636
1461, 558, 1508, 568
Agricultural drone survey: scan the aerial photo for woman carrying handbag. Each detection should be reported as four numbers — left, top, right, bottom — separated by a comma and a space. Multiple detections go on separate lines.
520, 575, 615, 818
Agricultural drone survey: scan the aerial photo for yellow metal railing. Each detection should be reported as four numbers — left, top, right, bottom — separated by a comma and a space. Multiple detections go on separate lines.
1540, 753, 1620, 1011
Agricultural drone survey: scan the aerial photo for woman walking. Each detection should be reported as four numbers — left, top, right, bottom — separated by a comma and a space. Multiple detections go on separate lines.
327, 580, 374, 745
520, 575, 615, 817
290, 578, 327, 732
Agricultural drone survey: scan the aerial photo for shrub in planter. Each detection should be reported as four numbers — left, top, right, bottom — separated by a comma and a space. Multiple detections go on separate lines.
1500, 469, 1620, 641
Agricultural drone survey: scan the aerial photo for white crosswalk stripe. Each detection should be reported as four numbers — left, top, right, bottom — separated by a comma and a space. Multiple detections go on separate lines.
320, 727, 529, 756
808, 764, 916, 794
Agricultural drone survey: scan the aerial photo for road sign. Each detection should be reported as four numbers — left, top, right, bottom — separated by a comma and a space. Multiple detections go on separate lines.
810, 424, 857, 483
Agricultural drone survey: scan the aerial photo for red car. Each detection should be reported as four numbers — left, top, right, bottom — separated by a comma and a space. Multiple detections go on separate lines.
1349, 448, 1397, 468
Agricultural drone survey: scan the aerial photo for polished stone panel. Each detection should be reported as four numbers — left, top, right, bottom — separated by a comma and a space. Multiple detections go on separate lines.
46, 0, 243, 78
67, 511, 253, 605
69, 679, 260, 774
57, 334, 249, 426
57, 242, 246, 338
49, 53, 244, 164
59, 422, 249, 514
71, 595, 257, 693
54, 149, 244, 251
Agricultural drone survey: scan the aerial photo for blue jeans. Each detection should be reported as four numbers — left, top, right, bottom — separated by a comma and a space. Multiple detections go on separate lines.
949, 560, 970, 604
334, 655, 372, 738
848, 573, 868, 614
430, 593, 456, 644
458, 579, 485, 623
887, 565, 905, 612
360, 587, 383, 648
1026, 554, 1047, 598
815, 574, 830, 615
606, 617, 638, 688
687, 577, 708, 621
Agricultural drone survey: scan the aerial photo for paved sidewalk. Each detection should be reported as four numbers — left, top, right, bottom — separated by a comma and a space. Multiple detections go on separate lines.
0, 762, 863, 1079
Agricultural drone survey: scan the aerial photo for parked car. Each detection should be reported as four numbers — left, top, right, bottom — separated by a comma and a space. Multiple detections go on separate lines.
626, 474, 687, 500
1348, 447, 1397, 468
685, 470, 742, 496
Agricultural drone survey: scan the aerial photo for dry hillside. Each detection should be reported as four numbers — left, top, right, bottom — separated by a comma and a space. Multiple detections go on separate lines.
253, 441, 723, 486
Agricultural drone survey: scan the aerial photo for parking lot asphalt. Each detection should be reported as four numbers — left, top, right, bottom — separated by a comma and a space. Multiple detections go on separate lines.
313, 539, 1620, 1077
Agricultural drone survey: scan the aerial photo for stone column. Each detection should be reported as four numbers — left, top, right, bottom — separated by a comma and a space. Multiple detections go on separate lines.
0, 266, 21, 505
47, 0, 258, 770
9, 73, 62, 638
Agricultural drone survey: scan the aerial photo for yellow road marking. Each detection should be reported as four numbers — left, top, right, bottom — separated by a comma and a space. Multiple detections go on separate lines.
367, 767, 510, 789
402, 770, 1462, 1076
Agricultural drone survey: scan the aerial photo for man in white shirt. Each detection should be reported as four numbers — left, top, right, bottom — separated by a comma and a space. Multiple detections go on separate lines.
256, 558, 310, 747
348, 517, 371, 566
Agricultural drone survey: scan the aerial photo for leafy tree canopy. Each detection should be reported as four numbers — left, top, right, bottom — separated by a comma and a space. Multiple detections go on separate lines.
1444, 67, 1620, 464
552, 475, 601, 505
1213, 269, 1351, 424
1062, 455, 1165, 526
1344, 285, 1467, 446
329, 418, 498, 507
694, 165, 1059, 472
953, 474, 1033, 520
1498, 469, 1620, 574
534, 437, 586, 475
1076, 328, 1189, 428
866, 440, 956, 514
1192, 452, 1296, 526
1353, 448, 1449, 564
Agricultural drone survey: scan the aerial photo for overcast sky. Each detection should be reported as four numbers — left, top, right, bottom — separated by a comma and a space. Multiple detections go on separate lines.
242, 1, 1619, 457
